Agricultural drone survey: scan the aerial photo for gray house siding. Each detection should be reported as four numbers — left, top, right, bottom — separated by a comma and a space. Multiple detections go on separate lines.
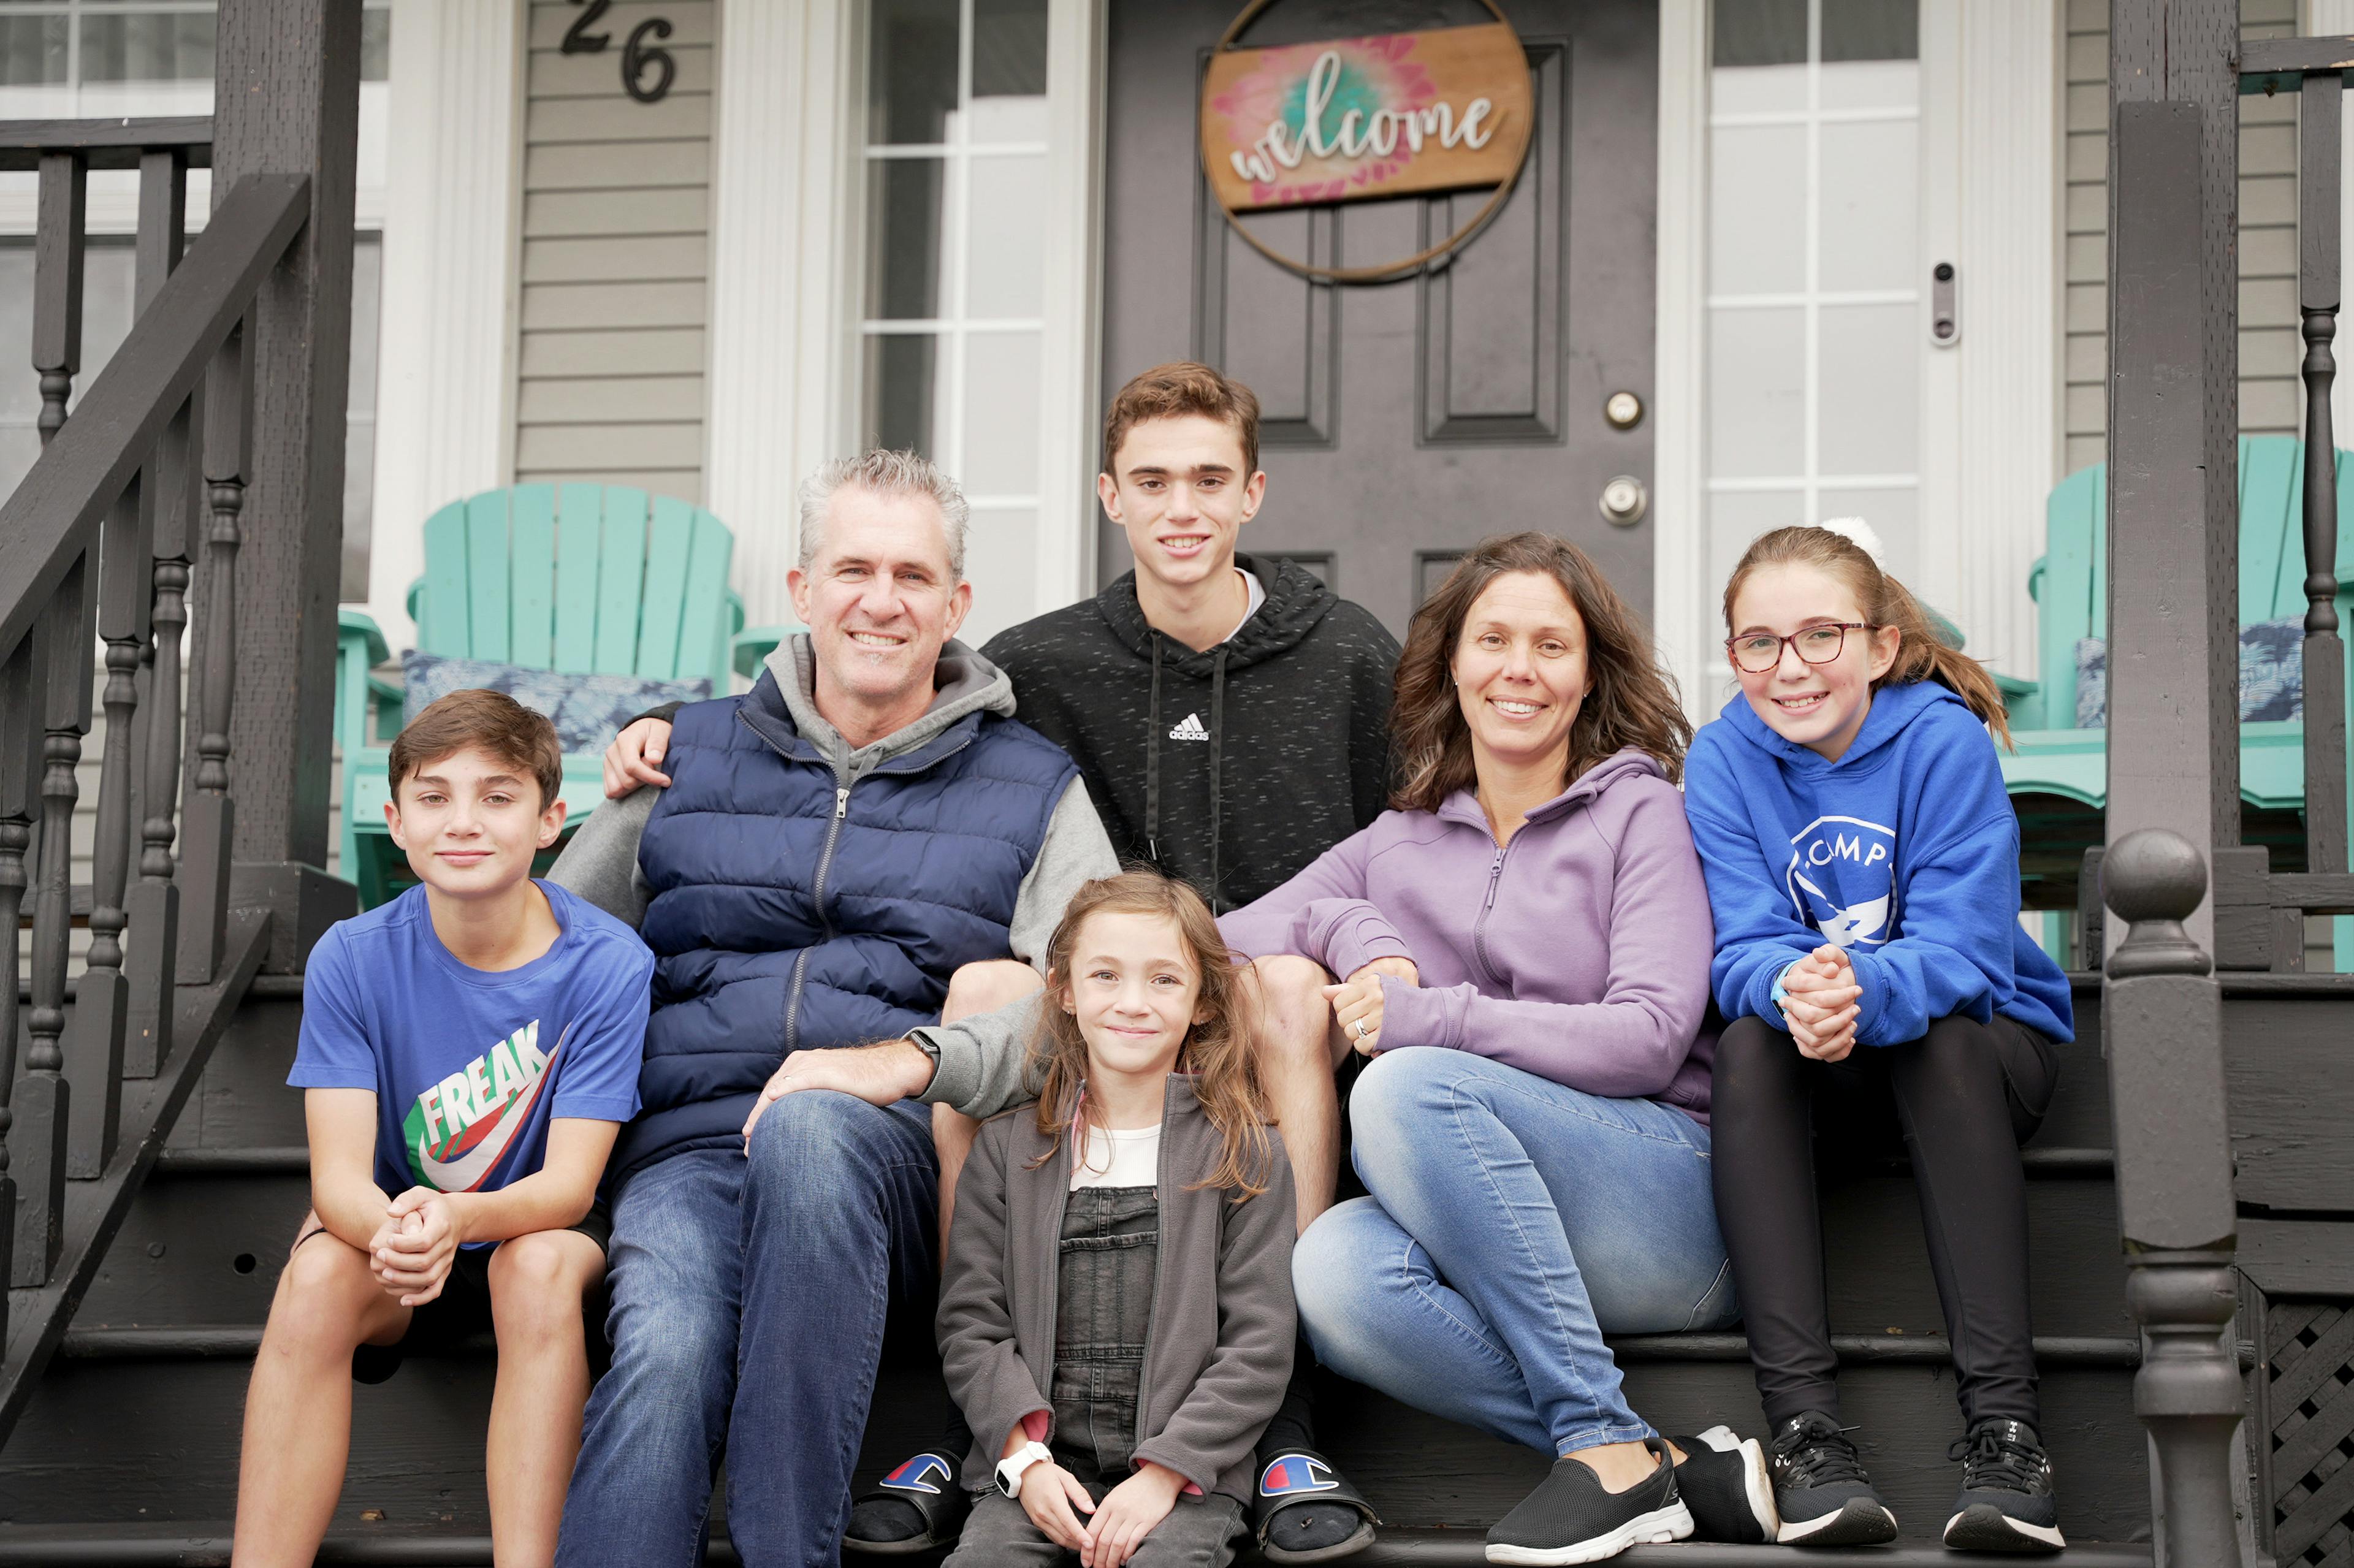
2063, 0, 2302, 476
515, 0, 714, 504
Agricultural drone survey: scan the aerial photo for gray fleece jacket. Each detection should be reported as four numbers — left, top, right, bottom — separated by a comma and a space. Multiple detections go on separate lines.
937, 1078, 1297, 1504
549, 634, 1119, 973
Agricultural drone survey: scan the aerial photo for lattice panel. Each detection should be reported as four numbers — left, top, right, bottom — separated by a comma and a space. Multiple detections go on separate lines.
2268, 1301, 2354, 1566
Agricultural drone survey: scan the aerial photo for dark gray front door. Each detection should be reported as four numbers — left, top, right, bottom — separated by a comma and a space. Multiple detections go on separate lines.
1100, 0, 1661, 636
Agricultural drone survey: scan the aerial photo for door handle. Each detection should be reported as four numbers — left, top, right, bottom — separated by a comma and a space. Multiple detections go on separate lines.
1599, 476, 1647, 527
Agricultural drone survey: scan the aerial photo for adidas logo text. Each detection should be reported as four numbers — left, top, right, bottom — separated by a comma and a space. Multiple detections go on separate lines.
1169, 713, 1209, 742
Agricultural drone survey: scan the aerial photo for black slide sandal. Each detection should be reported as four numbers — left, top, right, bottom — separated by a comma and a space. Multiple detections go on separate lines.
840, 1453, 971, 1556
1255, 1447, 1379, 1563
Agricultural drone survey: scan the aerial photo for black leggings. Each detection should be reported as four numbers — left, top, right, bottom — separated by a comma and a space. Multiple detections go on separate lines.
1710, 1011, 2060, 1430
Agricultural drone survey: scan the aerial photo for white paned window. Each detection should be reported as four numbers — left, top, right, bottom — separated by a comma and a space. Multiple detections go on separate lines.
1705, 0, 1922, 665
863, 0, 1049, 644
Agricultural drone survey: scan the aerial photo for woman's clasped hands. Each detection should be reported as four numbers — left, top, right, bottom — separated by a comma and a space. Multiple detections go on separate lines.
1780, 945, 1862, 1063
1322, 957, 1419, 1056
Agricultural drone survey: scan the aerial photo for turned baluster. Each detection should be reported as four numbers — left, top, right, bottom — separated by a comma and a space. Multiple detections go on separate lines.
32, 150, 83, 448
126, 392, 199, 1077
14, 561, 93, 1289
0, 629, 49, 1337
67, 470, 145, 1178
2103, 829, 2247, 1568
179, 329, 251, 984
2301, 72, 2348, 889
108, 149, 188, 1083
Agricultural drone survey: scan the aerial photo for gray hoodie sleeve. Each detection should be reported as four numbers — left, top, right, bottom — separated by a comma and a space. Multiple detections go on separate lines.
546, 787, 658, 930
1005, 776, 1120, 965
913, 777, 1116, 1118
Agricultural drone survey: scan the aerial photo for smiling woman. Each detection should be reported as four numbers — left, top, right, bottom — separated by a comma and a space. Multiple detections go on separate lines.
1217, 533, 1780, 1562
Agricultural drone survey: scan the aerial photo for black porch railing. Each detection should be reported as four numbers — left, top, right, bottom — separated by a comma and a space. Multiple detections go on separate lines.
0, 122, 306, 1431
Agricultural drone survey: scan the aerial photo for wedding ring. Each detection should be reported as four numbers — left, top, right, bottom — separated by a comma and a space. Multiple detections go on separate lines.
1352, 1018, 1371, 1040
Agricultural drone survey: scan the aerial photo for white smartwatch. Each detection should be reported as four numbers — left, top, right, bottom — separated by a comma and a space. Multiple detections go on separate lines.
996, 1440, 1053, 1499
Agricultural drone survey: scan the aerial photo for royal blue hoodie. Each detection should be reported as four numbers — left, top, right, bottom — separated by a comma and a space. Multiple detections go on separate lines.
1683, 678, 2074, 1046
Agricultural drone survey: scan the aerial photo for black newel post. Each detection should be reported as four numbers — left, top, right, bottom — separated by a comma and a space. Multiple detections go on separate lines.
208, 0, 364, 971
2103, 829, 2245, 1567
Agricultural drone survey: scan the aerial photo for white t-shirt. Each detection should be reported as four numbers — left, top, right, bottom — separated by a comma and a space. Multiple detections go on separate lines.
1222, 569, 1265, 644
1071, 1121, 1162, 1189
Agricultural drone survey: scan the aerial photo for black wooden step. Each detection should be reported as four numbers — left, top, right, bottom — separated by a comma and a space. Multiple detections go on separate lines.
0, 1521, 2159, 1566
0, 1343, 2153, 1543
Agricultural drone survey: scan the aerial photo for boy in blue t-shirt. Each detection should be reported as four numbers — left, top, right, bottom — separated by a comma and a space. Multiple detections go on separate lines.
232, 690, 652, 1568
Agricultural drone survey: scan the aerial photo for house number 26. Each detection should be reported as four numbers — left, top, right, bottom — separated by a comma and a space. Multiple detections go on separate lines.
562, 0, 677, 105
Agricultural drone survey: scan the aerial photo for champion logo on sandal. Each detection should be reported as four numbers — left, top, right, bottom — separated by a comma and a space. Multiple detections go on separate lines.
880, 1453, 956, 1495
1260, 1454, 1339, 1496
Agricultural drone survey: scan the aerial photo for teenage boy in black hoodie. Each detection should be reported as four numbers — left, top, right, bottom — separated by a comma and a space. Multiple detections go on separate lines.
598, 364, 1400, 1561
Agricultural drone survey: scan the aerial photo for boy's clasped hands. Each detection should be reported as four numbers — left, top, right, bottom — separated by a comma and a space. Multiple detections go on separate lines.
366, 1188, 465, 1307
1780, 945, 1862, 1063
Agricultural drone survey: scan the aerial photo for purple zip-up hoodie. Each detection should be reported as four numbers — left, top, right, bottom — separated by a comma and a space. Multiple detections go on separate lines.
1216, 748, 1718, 1124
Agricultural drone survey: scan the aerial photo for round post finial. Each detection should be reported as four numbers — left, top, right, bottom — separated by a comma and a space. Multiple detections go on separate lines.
2104, 828, 2211, 978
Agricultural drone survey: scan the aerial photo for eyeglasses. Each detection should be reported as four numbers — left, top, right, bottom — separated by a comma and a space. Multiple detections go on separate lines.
1724, 622, 1876, 674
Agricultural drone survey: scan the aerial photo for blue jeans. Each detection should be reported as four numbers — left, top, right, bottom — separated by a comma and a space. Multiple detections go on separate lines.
556, 1092, 937, 1568
1295, 1048, 1735, 1456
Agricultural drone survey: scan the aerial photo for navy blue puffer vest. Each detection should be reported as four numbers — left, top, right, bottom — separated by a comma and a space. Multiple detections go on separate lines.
614, 671, 1077, 1177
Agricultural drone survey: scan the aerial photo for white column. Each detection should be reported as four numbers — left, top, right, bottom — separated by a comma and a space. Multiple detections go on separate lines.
704, 0, 862, 628
366, 0, 525, 648
1918, 0, 2059, 683
1653, 0, 1710, 723
1031, 0, 1108, 612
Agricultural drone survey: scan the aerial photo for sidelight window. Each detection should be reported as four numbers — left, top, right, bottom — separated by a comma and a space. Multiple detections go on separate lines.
1704, 0, 1923, 622
861, 0, 1051, 635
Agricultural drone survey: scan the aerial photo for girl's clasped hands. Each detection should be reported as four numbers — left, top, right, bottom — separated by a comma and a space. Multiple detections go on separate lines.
1780, 946, 1862, 1062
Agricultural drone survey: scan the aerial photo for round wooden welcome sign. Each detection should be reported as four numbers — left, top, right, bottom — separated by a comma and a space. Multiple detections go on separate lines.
1198, 0, 1536, 284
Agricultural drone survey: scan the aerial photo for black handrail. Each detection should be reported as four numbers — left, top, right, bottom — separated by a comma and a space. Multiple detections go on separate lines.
0, 117, 212, 172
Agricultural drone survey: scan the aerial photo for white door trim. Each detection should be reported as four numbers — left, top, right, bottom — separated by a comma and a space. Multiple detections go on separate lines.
367, 0, 526, 647
1654, 0, 1711, 723
1034, 0, 1110, 611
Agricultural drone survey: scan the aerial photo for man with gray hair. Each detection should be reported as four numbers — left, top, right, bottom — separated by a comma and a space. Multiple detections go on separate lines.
548, 451, 1118, 1567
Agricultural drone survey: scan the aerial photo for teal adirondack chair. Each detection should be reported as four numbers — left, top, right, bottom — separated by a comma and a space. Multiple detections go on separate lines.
1999, 435, 2354, 964
336, 484, 796, 908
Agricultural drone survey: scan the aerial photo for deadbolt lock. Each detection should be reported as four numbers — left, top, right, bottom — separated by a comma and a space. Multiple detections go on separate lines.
1599, 475, 1648, 527
1604, 390, 1644, 430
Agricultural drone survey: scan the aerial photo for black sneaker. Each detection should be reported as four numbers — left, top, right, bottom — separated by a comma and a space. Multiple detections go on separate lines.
1484, 1438, 1692, 1565
1663, 1426, 1778, 1543
1944, 1417, 2065, 1553
1766, 1411, 1899, 1545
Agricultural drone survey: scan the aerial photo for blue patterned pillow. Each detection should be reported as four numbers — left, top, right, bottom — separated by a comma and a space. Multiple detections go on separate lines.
2070, 616, 2304, 728
400, 652, 710, 755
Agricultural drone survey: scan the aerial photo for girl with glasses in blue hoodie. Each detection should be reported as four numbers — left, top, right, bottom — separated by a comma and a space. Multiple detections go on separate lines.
1682, 523, 2076, 1556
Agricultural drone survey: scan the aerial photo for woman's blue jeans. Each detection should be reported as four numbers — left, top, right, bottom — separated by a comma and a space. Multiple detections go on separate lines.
1295, 1046, 1736, 1456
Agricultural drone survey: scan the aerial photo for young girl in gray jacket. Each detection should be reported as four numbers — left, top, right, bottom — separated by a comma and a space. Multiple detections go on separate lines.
937, 869, 1298, 1568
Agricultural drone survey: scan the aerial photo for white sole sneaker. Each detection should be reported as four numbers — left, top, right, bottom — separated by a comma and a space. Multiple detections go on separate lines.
1945, 1503, 2067, 1552
1485, 1500, 1696, 1566
1693, 1424, 1781, 1540
1777, 1496, 1900, 1545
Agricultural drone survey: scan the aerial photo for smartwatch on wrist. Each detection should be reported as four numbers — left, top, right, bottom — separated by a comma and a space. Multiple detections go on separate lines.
996, 1440, 1053, 1499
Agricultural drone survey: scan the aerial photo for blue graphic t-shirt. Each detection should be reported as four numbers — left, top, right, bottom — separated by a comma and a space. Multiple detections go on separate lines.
289, 880, 653, 1218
